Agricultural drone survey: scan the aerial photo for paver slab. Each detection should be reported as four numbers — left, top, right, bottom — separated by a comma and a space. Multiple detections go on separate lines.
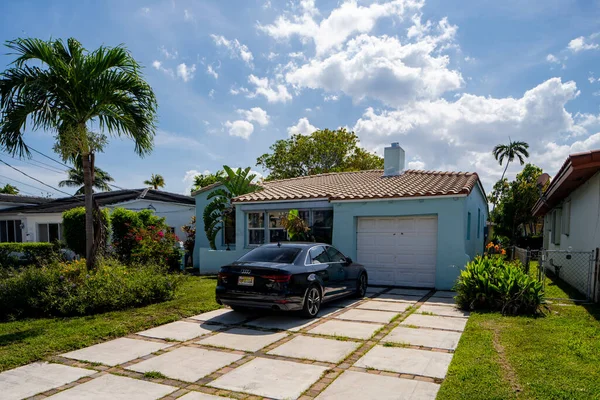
387, 288, 430, 296
245, 315, 318, 332
424, 296, 457, 306
355, 345, 453, 379
315, 370, 439, 400
335, 308, 397, 323
318, 306, 343, 318
373, 293, 419, 303
189, 308, 252, 325
61, 337, 171, 366
178, 392, 235, 400
357, 300, 411, 312
0, 362, 95, 400
308, 320, 383, 340
47, 373, 176, 399
419, 304, 470, 318
401, 314, 467, 332
208, 357, 327, 399
197, 327, 287, 352
326, 297, 364, 308
384, 326, 462, 350
268, 335, 361, 363
137, 321, 221, 341
432, 291, 456, 298
127, 347, 241, 382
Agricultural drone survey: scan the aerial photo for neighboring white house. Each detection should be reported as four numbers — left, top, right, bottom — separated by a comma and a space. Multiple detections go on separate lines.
0, 189, 195, 243
532, 149, 600, 301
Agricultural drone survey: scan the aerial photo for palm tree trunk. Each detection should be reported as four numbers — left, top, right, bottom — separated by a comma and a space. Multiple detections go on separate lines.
82, 153, 95, 269
491, 161, 511, 213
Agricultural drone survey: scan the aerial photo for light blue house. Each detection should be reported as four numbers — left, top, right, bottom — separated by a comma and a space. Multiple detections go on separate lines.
193, 143, 488, 289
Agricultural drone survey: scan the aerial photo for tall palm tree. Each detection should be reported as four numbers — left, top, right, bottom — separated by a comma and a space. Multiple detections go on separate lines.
204, 166, 258, 249
59, 158, 114, 195
493, 139, 530, 183
0, 38, 157, 269
144, 173, 165, 189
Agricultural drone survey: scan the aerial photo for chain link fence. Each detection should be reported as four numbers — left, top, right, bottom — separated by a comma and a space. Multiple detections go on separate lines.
511, 246, 596, 301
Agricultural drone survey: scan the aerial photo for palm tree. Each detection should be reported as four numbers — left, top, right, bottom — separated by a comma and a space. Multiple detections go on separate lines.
144, 173, 165, 189
0, 38, 157, 269
203, 166, 258, 249
59, 157, 114, 195
493, 139, 530, 183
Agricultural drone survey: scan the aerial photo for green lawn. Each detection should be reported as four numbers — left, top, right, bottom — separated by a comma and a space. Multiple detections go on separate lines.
0, 275, 219, 372
439, 301, 600, 399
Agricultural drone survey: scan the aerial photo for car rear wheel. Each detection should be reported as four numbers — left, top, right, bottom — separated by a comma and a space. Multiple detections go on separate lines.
301, 285, 322, 318
355, 273, 367, 298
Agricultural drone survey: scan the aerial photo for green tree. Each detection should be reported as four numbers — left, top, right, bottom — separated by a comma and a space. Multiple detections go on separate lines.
256, 128, 383, 180
490, 163, 545, 242
59, 157, 114, 195
0, 38, 157, 269
492, 139, 530, 184
0, 183, 19, 194
203, 166, 258, 249
144, 173, 165, 189
191, 170, 225, 193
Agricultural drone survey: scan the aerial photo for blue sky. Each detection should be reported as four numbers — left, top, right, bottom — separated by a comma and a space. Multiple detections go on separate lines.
1, 0, 600, 197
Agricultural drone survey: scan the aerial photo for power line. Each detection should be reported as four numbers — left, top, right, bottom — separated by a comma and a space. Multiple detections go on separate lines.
28, 146, 71, 169
0, 158, 80, 200
0, 179, 38, 196
0, 152, 67, 174
0, 174, 61, 195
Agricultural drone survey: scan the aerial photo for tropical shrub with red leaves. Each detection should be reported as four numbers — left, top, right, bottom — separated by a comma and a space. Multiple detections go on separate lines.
127, 224, 181, 270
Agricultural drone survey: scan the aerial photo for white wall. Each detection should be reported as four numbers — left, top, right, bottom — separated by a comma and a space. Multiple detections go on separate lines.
22, 214, 64, 242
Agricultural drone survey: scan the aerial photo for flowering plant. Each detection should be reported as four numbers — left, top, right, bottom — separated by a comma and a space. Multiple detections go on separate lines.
486, 241, 507, 256
126, 224, 180, 269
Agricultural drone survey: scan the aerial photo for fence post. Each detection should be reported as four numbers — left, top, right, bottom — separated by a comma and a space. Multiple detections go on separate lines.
594, 248, 599, 303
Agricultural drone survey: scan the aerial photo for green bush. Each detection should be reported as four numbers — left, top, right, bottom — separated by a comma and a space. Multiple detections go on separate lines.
0, 242, 58, 268
62, 207, 111, 256
455, 256, 544, 315
111, 208, 164, 262
0, 258, 182, 320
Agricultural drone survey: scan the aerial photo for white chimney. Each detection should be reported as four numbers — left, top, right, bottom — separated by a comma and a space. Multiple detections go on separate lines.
383, 142, 405, 176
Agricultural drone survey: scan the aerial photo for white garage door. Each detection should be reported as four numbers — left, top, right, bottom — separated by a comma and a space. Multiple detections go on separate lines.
356, 216, 438, 288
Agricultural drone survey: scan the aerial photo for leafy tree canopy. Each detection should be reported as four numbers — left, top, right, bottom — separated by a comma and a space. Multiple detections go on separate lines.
144, 173, 165, 189
191, 170, 225, 193
0, 183, 19, 194
256, 128, 383, 180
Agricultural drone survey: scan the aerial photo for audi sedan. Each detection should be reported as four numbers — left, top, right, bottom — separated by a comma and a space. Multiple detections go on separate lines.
216, 243, 368, 318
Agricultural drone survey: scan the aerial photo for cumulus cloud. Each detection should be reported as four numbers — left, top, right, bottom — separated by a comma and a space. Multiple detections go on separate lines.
206, 64, 218, 79
210, 34, 254, 67
258, 0, 422, 55
176, 63, 196, 82
287, 117, 318, 136
225, 120, 254, 139
568, 33, 599, 53
247, 74, 292, 103
546, 54, 560, 64
353, 78, 592, 189
237, 107, 270, 126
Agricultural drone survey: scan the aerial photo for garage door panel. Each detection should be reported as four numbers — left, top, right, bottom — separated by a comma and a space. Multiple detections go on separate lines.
357, 216, 437, 288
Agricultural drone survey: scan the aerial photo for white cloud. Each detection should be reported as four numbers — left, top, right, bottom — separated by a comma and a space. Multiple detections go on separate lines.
208, 89, 215, 98
184, 9, 194, 21
287, 117, 318, 136
266, 52, 279, 60
353, 78, 589, 190
237, 107, 270, 126
247, 74, 292, 103
286, 31, 462, 106
176, 63, 196, 82
546, 54, 560, 64
288, 51, 306, 60
210, 34, 254, 67
262, 0, 271, 10
258, 0, 422, 55
225, 120, 254, 139
323, 94, 339, 102
159, 46, 178, 59
206, 64, 218, 79
183, 169, 211, 194
407, 156, 425, 170
568, 33, 599, 53
152, 60, 174, 78
140, 7, 150, 14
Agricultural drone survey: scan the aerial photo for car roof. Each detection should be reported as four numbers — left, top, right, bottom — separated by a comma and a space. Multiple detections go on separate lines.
260, 242, 328, 249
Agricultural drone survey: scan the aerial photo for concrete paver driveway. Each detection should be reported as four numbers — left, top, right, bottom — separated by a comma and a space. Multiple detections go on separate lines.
0, 288, 468, 400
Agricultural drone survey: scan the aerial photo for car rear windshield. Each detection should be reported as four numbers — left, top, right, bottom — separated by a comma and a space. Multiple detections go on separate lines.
238, 247, 301, 263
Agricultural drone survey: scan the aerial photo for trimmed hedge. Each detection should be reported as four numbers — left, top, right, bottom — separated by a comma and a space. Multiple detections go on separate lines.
0, 243, 57, 268
62, 207, 111, 256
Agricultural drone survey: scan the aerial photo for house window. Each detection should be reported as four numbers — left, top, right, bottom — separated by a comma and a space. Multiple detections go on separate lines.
477, 209, 481, 239
247, 212, 265, 245
551, 208, 562, 245
38, 223, 62, 243
561, 200, 570, 236
312, 210, 333, 244
223, 211, 236, 245
467, 212, 471, 240
268, 211, 288, 242
0, 220, 22, 242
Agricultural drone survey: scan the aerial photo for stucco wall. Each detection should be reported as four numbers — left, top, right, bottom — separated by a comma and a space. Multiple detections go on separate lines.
196, 247, 251, 274
331, 197, 469, 290
193, 184, 229, 269
547, 171, 600, 252
23, 214, 64, 242
464, 184, 488, 260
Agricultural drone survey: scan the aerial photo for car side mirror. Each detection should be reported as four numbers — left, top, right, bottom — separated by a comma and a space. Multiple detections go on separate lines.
343, 257, 353, 266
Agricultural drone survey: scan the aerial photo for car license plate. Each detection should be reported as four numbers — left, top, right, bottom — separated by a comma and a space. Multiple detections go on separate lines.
238, 276, 254, 286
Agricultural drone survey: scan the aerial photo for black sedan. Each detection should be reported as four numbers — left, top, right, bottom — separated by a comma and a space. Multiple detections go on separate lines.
216, 243, 368, 317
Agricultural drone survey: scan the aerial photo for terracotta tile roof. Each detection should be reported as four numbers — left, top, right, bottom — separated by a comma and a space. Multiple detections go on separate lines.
233, 169, 480, 203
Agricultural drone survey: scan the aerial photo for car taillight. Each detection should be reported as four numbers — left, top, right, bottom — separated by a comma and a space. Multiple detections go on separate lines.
261, 274, 292, 283
218, 272, 231, 283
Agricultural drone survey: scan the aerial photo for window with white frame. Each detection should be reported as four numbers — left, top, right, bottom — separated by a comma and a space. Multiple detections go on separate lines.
38, 223, 62, 243
247, 212, 264, 245
0, 220, 22, 242
246, 209, 329, 246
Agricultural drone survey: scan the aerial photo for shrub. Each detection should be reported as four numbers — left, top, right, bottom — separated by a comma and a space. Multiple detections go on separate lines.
0, 242, 58, 268
455, 256, 544, 315
127, 224, 182, 270
0, 258, 182, 320
62, 207, 111, 256
111, 208, 164, 262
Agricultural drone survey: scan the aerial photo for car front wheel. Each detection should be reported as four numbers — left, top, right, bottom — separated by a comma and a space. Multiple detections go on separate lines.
301, 285, 322, 318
